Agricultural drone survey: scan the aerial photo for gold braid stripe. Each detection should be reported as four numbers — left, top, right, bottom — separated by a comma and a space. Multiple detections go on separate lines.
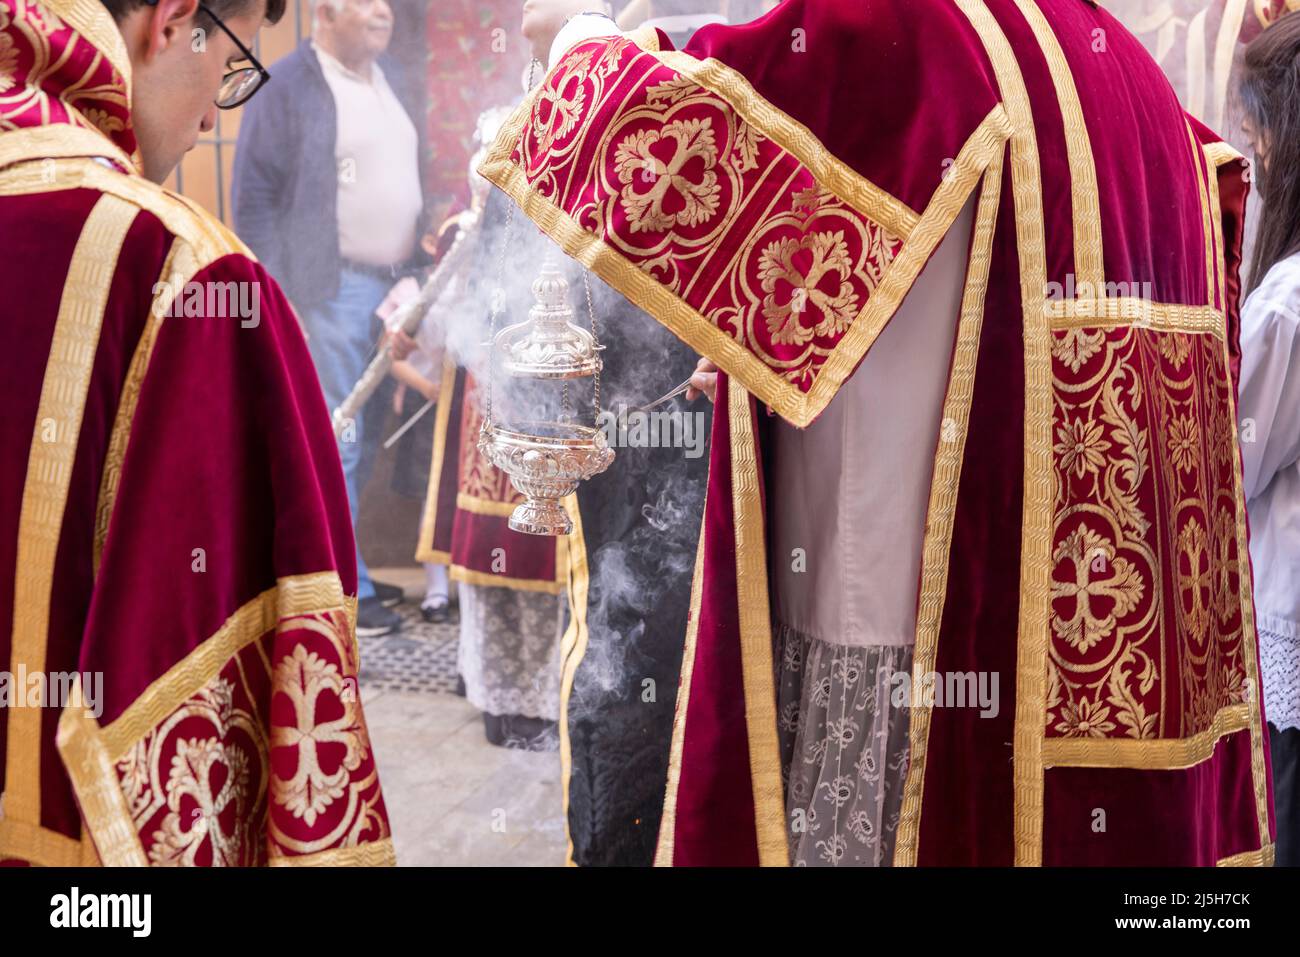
1012, 0, 1105, 290
95, 572, 346, 760
653, 491, 708, 867
894, 147, 1006, 866
1203, 140, 1245, 168
556, 496, 589, 867
1187, 121, 1219, 311
4, 193, 136, 826
1218, 305, 1276, 860
92, 237, 199, 577
1042, 704, 1251, 769
0, 126, 135, 175
1046, 298, 1226, 335
0, 818, 85, 867
269, 837, 397, 867
955, 0, 1054, 868
55, 675, 149, 866
728, 381, 786, 866
414, 356, 459, 565
454, 493, 520, 518
447, 566, 565, 595
56, 572, 354, 865
1217, 845, 1274, 866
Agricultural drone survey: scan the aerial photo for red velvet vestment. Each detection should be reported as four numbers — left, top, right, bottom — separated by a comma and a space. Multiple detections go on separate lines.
479, 0, 1274, 865
0, 0, 393, 865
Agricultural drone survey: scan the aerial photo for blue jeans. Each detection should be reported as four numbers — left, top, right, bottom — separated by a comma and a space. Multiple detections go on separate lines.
302, 268, 393, 601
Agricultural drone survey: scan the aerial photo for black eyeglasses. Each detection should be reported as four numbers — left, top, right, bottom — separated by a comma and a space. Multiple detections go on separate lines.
197, 3, 270, 109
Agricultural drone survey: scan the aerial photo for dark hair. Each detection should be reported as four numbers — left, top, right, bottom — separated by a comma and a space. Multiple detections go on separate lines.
100, 0, 287, 26
1240, 11, 1300, 291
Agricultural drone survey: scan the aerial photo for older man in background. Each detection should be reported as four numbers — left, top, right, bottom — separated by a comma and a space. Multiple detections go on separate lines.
233, 0, 426, 637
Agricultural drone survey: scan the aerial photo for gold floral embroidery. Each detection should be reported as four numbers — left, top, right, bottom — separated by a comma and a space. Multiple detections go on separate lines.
1050, 326, 1249, 742
1054, 697, 1117, 737
532, 50, 591, 156
0, 31, 16, 94
1167, 414, 1200, 474
758, 230, 859, 344
1177, 518, 1213, 640
1053, 327, 1104, 373
1055, 417, 1111, 479
80, 107, 125, 137
614, 118, 721, 233
1051, 526, 1144, 653
1159, 331, 1193, 368
271, 642, 369, 827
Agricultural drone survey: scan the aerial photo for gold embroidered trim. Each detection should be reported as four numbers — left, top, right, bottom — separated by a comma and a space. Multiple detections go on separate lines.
98, 572, 345, 760
55, 676, 149, 866
728, 382, 785, 866
556, 496, 588, 867
1217, 844, 1274, 866
446, 493, 568, 593
0, 819, 86, 867
268, 837, 397, 867
1187, 121, 1219, 311
0, 126, 135, 175
47, 0, 133, 106
481, 52, 1011, 428
414, 357, 459, 564
1013, 0, 1105, 290
1206, 149, 1228, 313
894, 147, 1005, 866
1203, 141, 1245, 167
653, 51, 921, 240
1046, 298, 1225, 335
0, 157, 247, 262
653, 496, 708, 867
455, 492, 521, 518
1042, 704, 1251, 768
92, 237, 201, 578
1217, 308, 1275, 867
5, 193, 136, 825
956, 0, 1053, 868
447, 566, 565, 595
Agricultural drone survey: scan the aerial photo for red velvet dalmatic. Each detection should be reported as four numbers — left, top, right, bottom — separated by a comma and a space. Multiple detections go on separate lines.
0, 0, 392, 866
480, 0, 1274, 866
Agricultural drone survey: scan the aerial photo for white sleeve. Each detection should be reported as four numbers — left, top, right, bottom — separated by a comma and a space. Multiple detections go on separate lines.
549, 12, 624, 68
1239, 285, 1300, 501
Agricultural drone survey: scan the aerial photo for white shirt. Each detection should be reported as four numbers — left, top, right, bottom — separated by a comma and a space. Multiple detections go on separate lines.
314, 42, 422, 266
1240, 252, 1300, 730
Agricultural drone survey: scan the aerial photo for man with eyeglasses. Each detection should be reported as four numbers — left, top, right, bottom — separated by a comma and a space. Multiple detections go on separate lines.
232, 0, 427, 639
0, 0, 394, 866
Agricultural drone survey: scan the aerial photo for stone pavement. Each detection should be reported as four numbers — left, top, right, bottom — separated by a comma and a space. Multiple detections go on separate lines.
361, 568, 567, 866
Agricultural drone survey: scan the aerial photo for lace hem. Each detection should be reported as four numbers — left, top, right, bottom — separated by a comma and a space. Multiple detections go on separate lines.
774, 620, 912, 867
1261, 627, 1300, 733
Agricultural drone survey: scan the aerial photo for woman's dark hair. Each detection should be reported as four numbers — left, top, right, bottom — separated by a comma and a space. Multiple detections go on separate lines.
1240, 11, 1300, 291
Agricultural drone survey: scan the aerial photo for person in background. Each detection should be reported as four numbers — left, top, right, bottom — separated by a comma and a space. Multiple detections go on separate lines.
1237, 11, 1300, 866
232, 0, 427, 637
385, 215, 454, 625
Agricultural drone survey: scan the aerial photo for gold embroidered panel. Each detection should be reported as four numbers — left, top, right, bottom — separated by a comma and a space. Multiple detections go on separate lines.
1048, 326, 1250, 747
74, 605, 387, 868
480, 36, 926, 427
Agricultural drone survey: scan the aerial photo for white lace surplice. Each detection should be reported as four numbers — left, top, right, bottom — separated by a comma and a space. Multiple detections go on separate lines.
458, 583, 565, 721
